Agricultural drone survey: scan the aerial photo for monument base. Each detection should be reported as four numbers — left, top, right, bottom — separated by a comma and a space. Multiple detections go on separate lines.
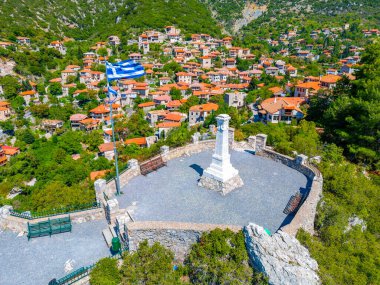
198, 174, 244, 196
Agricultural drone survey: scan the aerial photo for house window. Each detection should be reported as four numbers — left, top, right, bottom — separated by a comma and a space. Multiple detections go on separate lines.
273, 115, 279, 121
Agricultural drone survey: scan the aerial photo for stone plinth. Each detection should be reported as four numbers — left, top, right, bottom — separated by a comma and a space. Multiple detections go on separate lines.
198, 174, 243, 196
198, 114, 243, 195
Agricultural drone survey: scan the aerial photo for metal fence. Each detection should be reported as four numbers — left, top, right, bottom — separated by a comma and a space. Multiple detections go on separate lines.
105, 163, 130, 184
10, 202, 101, 220
50, 251, 124, 285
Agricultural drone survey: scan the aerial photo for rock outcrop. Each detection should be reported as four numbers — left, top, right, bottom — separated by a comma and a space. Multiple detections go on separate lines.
244, 223, 320, 285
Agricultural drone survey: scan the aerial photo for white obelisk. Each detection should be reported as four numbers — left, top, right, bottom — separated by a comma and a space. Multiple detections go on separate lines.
198, 114, 243, 195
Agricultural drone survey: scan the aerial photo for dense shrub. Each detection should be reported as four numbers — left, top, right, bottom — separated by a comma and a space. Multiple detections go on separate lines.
90, 258, 121, 285
186, 229, 267, 285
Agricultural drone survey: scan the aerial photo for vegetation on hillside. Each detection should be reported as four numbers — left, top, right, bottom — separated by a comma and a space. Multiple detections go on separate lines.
0, 0, 222, 44
308, 42, 380, 167
90, 229, 268, 285
0, 130, 109, 211
298, 145, 380, 285
90, 258, 121, 285
186, 228, 267, 284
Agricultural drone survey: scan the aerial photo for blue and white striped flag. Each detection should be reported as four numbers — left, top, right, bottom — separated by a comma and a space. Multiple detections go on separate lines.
108, 86, 118, 96
106, 60, 145, 81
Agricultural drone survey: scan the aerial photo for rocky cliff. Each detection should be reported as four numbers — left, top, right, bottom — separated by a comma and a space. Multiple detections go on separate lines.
244, 223, 320, 285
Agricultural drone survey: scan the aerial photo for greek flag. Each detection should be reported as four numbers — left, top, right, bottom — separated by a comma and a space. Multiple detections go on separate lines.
108, 86, 118, 96
106, 60, 145, 81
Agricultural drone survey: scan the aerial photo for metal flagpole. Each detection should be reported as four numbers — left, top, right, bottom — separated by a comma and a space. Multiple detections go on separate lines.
106, 63, 121, 196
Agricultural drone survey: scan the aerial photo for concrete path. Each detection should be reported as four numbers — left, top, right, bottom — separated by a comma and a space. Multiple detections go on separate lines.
0, 220, 110, 285
119, 150, 309, 233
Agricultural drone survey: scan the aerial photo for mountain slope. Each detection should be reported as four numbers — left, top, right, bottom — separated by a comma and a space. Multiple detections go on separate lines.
0, 0, 222, 42
0, 0, 378, 42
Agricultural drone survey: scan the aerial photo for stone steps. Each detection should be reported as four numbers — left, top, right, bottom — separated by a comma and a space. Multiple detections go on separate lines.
102, 225, 117, 247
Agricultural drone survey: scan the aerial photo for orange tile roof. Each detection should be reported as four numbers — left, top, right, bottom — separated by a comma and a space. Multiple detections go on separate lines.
1, 145, 19, 156
320, 74, 342, 84
98, 142, 115, 152
165, 113, 182, 122
261, 97, 305, 114
268, 87, 283, 94
70, 114, 87, 121
49, 78, 62, 83
138, 102, 155, 108
125, 137, 147, 146
296, 81, 321, 91
80, 118, 100, 125
0, 156, 7, 164
73, 89, 88, 95
166, 100, 182, 108
156, 122, 181, 128
190, 103, 219, 112
19, 90, 37, 96
90, 105, 109, 114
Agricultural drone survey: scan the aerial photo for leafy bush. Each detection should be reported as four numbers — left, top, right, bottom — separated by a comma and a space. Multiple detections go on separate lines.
120, 240, 184, 285
90, 258, 121, 285
297, 145, 380, 285
186, 229, 267, 284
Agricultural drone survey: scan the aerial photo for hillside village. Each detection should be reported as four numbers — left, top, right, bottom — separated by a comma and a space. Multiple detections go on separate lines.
0, 0, 379, 282
1, 23, 377, 175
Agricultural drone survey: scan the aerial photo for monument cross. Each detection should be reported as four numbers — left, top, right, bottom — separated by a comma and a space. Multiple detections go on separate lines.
198, 114, 243, 195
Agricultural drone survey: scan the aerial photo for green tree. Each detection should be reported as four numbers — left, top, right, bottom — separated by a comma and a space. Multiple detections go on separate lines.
120, 240, 183, 285
19, 129, 35, 144
29, 104, 49, 118
186, 229, 267, 284
49, 82, 62, 96
170, 87, 182, 100
0, 75, 21, 100
311, 42, 380, 166
90, 258, 121, 285
97, 48, 108, 57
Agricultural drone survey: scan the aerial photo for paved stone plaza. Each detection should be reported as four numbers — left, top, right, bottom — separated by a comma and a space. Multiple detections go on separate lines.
0, 220, 110, 285
119, 150, 310, 233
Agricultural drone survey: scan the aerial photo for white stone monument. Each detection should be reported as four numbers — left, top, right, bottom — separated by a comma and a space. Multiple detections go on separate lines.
198, 114, 243, 195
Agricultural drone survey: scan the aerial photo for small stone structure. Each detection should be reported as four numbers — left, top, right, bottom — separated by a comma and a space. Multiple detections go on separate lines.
244, 223, 320, 285
255, 133, 267, 152
198, 114, 243, 195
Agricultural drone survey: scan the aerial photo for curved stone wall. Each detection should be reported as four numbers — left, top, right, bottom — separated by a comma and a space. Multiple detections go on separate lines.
126, 221, 241, 261
259, 148, 323, 236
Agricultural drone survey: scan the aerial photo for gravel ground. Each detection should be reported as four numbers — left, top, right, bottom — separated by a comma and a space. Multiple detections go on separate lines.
0, 219, 110, 285
119, 150, 309, 233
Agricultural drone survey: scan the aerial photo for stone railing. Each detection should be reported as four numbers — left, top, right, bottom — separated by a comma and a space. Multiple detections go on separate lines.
258, 148, 323, 236
126, 221, 241, 261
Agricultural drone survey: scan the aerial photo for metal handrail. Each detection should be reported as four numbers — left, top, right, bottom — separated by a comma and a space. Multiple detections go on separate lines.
51, 251, 125, 285
10, 202, 101, 220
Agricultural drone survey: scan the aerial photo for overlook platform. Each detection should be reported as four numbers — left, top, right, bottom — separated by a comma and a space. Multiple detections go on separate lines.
118, 150, 310, 233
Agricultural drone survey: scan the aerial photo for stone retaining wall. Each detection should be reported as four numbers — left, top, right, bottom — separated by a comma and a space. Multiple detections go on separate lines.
126, 221, 241, 261
259, 148, 323, 236
0, 207, 104, 232
162, 140, 215, 161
